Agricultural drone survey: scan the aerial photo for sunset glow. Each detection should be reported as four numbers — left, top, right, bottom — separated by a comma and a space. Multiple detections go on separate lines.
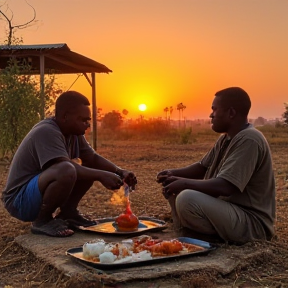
138, 104, 147, 112
2, 0, 287, 120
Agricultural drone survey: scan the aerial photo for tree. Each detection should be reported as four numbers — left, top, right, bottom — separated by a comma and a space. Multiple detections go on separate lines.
164, 106, 174, 121
0, 5, 62, 160
122, 109, 129, 120
169, 106, 173, 120
283, 103, 288, 125
43, 74, 63, 118
102, 110, 123, 130
0, 58, 40, 157
97, 107, 103, 121
254, 116, 266, 127
164, 107, 169, 120
177, 102, 186, 126
122, 109, 129, 116
0, 1, 38, 45
0, 59, 62, 159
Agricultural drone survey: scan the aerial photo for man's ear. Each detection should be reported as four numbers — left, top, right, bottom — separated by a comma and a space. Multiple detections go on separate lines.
229, 107, 236, 118
63, 113, 68, 122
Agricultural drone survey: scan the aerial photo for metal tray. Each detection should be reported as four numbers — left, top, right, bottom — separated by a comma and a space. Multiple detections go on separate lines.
66, 237, 216, 270
78, 216, 168, 235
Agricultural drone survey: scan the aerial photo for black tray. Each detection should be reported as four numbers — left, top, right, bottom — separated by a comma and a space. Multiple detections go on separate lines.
78, 216, 168, 235
66, 237, 216, 270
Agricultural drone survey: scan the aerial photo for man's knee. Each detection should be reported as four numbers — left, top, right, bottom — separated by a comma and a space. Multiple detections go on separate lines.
175, 189, 211, 221
175, 190, 217, 234
39, 161, 77, 190
56, 161, 77, 181
176, 190, 202, 210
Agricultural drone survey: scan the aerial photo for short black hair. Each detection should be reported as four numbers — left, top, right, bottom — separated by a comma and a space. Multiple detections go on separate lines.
55, 91, 90, 117
215, 87, 251, 116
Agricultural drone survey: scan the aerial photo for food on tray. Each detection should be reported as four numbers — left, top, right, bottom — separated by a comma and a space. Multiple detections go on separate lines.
132, 235, 204, 256
99, 251, 117, 264
115, 197, 139, 232
83, 239, 106, 259
82, 235, 205, 264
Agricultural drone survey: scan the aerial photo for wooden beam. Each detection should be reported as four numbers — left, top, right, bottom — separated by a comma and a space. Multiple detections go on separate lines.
40, 54, 45, 119
91, 72, 97, 150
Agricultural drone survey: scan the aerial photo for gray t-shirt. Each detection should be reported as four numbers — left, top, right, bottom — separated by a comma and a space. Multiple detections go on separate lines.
2, 118, 96, 204
200, 124, 275, 235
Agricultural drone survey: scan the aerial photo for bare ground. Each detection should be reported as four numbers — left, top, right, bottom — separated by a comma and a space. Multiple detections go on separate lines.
1, 139, 288, 287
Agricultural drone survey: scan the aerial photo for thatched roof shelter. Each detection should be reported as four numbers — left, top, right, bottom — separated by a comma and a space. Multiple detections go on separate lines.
0, 43, 112, 149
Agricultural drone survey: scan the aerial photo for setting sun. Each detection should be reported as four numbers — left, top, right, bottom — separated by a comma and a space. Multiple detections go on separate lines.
5, 0, 287, 121
138, 104, 147, 112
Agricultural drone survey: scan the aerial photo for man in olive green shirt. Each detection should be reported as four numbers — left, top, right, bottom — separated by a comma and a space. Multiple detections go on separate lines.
157, 87, 275, 244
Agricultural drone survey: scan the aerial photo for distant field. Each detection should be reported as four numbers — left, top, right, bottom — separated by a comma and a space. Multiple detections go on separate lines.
0, 124, 288, 287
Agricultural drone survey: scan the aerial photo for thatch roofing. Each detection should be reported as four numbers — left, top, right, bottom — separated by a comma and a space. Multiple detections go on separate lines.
0, 43, 112, 74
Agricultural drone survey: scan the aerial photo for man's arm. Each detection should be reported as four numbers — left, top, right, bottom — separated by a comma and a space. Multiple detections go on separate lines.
157, 162, 207, 184
163, 176, 240, 198
170, 162, 207, 179
42, 156, 118, 180
87, 153, 120, 174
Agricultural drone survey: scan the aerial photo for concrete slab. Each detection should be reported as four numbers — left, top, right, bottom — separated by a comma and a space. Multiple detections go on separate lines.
15, 230, 273, 287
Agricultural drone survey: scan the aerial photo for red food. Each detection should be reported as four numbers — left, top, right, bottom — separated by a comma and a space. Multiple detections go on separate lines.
115, 198, 139, 232
134, 239, 184, 256
149, 240, 183, 256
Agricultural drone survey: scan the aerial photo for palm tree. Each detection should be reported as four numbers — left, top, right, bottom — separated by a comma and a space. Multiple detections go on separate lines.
169, 106, 173, 121
164, 107, 169, 120
177, 103, 186, 127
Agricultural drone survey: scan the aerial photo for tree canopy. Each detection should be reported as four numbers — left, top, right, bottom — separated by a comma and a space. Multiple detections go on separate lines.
102, 110, 123, 131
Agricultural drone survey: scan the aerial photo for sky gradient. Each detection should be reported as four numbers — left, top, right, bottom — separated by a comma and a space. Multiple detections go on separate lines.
1, 0, 288, 120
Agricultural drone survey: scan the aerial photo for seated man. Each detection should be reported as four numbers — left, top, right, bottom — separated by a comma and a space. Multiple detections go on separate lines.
2, 91, 137, 237
157, 87, 275, 244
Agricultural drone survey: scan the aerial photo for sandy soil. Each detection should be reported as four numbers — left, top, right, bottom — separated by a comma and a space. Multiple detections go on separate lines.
1, 139, 288, 287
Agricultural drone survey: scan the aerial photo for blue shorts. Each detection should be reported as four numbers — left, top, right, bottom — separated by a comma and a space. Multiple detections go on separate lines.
9, 175, 42, 222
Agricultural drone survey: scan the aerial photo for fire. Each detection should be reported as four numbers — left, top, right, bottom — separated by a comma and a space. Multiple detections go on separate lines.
110, 186, 127, 206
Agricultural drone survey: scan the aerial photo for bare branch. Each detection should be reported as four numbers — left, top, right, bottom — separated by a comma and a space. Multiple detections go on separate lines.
0, 0, 37, 45
14, 0, 36, 30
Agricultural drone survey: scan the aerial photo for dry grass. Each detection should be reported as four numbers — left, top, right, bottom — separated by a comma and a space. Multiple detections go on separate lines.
1, 124, 288, 287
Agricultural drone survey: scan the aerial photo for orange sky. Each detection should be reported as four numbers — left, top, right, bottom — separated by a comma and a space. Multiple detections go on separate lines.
1, 0, 288, 120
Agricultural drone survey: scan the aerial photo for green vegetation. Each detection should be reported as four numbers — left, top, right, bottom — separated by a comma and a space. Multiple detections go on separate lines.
0, 58, 62, 160
0, 58, 40, 158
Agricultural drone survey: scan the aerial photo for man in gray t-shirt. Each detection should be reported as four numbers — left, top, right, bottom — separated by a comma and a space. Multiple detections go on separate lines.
156, 87, 275, 244
2, 91, 137, 237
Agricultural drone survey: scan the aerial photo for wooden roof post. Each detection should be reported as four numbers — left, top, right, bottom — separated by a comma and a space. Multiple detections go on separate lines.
40, 54, 45, 119
91, 72, 97, 150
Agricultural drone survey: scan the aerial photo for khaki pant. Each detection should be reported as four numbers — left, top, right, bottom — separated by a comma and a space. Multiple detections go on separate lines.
169, 189, 267, 244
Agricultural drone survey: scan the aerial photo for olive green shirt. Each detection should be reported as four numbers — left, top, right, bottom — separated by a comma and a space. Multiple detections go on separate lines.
200, 124, 275, 236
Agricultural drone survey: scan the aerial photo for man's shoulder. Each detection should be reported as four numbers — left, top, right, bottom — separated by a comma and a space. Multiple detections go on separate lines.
35, 117, 57, 127
236, 125, 269, 148
32, 118, 60, 134
239, 124, 265, 139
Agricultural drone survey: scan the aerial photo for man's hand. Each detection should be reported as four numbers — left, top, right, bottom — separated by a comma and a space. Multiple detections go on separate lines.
99, 171, 124, 190
162, 178, 186, 199
122, 170, 137, 191
156, 170, 173, 184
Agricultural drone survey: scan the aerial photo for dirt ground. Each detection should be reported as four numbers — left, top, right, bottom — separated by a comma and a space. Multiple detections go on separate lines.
1, 138, 288, 288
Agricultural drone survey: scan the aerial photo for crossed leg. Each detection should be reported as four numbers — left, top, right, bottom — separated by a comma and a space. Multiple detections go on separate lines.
170, 189, 267, 244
